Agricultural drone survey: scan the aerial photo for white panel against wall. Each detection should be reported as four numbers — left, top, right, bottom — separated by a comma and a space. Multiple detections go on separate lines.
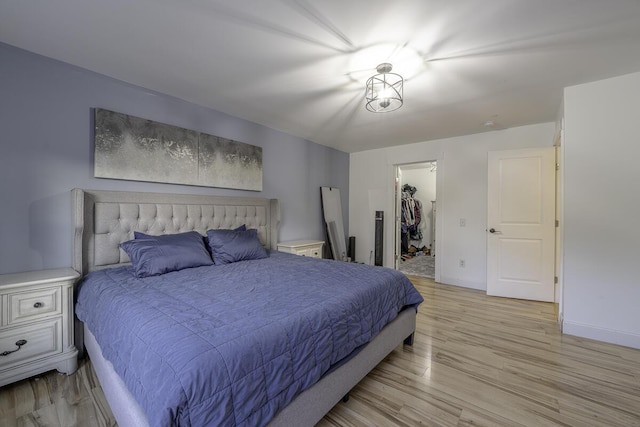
321, 187, 347, 261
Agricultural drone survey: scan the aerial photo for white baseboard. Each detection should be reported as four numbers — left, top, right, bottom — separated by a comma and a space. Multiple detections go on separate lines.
562, 320, 640, 350
438, 276, 485, 291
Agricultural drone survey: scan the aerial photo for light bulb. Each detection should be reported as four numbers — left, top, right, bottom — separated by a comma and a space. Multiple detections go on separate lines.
379, 87, 394, 99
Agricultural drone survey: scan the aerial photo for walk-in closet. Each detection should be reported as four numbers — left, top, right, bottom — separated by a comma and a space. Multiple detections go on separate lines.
397, 162, 436, 278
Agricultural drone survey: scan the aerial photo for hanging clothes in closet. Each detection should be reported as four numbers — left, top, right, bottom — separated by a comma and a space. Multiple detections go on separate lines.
401, 184, 423, 255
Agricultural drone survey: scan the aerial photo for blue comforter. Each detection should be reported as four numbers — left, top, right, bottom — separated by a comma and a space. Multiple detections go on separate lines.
75, 251, 423, 427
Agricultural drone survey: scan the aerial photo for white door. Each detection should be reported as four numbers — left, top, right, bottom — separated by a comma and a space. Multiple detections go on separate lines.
487, 147, 556, 301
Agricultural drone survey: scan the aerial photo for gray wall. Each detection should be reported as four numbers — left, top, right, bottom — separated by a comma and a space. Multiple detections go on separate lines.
0, 43, 349, 274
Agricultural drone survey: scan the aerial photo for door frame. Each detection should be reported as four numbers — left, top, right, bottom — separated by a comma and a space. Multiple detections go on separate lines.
393, 158, 443, 283
555, 128, 564, 325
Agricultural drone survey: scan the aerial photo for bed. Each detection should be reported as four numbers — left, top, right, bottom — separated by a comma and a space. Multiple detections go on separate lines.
71, 188, 423, 426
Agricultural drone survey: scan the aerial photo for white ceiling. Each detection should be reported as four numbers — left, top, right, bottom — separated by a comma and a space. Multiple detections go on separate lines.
2, 0, 640, 153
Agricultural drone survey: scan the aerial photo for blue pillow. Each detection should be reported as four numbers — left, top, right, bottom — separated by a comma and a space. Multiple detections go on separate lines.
198, 224, 246, 252
206, 228, 267, 265
121, 231, 214, 278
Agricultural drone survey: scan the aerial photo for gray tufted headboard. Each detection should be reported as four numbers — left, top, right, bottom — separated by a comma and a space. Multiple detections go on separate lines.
72, 189, 280, 276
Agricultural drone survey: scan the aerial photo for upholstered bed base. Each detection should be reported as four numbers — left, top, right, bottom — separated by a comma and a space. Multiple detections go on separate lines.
85, 310, 416, 427
72, 189, 417, 426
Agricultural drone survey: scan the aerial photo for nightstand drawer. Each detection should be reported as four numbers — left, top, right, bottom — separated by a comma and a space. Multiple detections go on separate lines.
308, 247, 322, 258
291, 248, 311, 257
8, 287, 61, 325
277, 240, 324, 259
0, 319, 62, 370
0, 268, 78, 386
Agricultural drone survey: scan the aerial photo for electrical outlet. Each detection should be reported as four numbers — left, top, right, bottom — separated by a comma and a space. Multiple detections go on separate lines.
459, 259, 465, 268
460, 218, 466, 227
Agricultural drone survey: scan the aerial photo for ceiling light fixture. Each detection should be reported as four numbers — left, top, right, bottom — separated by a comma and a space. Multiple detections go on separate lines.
365, 63, 403, 113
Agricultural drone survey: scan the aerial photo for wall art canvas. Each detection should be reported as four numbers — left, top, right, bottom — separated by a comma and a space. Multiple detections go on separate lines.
94, 109, 263, 191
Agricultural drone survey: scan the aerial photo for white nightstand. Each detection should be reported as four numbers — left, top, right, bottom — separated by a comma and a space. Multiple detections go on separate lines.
0, 268, 79, 387
277, 240, 324, 259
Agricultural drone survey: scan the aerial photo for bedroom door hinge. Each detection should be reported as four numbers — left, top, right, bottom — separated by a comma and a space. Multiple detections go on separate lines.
556, 220, 559, 227
556, 163, 560, 171
554, 276, 558, 284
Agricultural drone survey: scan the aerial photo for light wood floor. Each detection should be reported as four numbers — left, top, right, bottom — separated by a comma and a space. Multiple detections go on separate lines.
0, 355, 116, 427
2, 276, 639, 426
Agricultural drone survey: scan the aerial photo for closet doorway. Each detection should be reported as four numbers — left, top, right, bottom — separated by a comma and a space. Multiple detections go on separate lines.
395, 161, 437, 279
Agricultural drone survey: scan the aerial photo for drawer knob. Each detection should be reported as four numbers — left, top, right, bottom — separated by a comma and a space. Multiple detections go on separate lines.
1, 339, 28, 357
33, 302, 44, 308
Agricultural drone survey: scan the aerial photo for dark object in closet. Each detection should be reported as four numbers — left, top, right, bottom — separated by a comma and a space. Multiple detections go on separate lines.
401, 227, 409, 254
374, 211, 384, 266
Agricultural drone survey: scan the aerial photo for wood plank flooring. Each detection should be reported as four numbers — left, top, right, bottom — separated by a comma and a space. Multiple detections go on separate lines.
1, 276, 639, 426
319, 277, 640, 427
0, 355, 116, 427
